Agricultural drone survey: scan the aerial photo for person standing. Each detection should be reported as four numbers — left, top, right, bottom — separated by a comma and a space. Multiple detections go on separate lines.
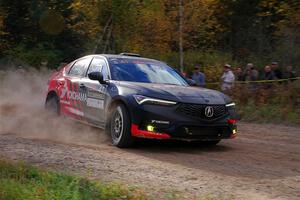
285, 66, 297, 82
221, 64, 235, 91
263, 65, 276, 89
235, 67, 244, 81
244, 63, 259, 90
191, 65, 205, 87
246, 63, 259, 81
264, 65, 276, 80
271, 62, 282, 79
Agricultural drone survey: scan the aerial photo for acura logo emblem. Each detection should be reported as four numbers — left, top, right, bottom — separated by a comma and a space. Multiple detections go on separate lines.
205, 106, 214, 117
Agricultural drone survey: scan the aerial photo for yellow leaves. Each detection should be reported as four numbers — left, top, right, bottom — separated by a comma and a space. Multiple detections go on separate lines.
204, 65, 223, 83
179, 0, 221, 49
68, 0, 102, 39
116, 0, 172, 55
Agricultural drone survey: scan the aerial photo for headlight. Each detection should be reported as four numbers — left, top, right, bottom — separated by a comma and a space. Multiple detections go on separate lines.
225, 102, 235, 107
133, 95, 177, 106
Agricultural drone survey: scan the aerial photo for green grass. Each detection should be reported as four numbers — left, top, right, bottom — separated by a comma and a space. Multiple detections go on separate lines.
237, 102, 300, 125
0, 159, 146, 200
0, 160, 233, 200
229, 81, 300, 125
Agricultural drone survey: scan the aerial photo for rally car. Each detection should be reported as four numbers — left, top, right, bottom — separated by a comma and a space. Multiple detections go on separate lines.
45, 53, 237, 148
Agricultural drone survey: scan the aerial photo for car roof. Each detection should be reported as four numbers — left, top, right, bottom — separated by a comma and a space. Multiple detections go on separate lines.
80, 54, 161, 63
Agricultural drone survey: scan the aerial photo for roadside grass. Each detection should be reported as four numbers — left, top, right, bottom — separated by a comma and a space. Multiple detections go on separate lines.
228, 81, 300, 125
237, 101, 300, 125
0, 159, 233, 200
0, 159, 147, 200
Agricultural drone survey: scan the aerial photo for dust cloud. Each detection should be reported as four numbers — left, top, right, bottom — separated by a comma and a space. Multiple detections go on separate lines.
0, 68, 109, 145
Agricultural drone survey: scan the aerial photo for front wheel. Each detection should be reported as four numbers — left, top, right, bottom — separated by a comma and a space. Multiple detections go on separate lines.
110, 104, 135, 148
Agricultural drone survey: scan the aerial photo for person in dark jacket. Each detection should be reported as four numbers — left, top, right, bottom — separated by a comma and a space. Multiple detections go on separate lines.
235, 67, 244, 81
191, 65, 205, 87
271, 62, 283, 79
264, 65, 276, 80
264, 65, 276, 89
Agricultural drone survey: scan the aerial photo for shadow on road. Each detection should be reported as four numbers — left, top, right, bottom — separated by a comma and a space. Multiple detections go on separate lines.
131, 138, 234, 153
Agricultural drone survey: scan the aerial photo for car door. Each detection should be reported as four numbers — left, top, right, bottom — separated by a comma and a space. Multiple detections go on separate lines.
81, 57, 110, 127
61, 57, 91, 120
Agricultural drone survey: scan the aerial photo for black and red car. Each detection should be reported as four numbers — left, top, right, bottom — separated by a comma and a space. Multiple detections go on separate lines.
45, 53, 237, 148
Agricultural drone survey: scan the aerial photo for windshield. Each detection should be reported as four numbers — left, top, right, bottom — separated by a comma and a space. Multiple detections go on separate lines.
108, 58, 188, 86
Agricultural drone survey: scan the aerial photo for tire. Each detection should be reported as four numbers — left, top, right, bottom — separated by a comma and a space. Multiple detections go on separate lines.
109, 104, 135, 148
45, 95, 60, 116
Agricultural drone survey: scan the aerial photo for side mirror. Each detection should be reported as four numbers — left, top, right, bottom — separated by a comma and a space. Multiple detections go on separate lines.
186, 78, 197, 86
88, 72, 107, 84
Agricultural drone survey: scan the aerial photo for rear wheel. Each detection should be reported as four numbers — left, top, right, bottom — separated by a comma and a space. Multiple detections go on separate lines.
45, 95, 60, 116
110, 104, 135, 148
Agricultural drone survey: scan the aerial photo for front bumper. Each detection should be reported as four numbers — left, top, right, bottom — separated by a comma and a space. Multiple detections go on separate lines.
129, 103, 237, 140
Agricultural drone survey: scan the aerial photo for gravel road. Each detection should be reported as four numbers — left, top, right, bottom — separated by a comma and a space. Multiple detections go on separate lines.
0, 121, 299, 200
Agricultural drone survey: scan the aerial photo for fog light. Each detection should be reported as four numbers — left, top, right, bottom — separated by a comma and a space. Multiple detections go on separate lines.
147, 125, 155, 132
232, 129, 237, 134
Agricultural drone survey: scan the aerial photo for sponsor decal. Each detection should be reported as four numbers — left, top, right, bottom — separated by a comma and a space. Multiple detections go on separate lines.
86, 98, 104, 109
151, 120, 170, 125
68, 91, 87, 101
87, 90, 105, 99
60, 82, 87, 102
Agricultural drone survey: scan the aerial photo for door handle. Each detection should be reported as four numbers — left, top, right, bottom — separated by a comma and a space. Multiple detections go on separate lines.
79, 84, 86, 88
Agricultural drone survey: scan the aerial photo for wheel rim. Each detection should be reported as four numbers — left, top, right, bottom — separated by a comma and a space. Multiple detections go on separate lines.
111, 106, 124, 143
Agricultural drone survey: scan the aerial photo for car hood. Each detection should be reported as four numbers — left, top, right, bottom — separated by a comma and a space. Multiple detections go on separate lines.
114, 81, 228, 104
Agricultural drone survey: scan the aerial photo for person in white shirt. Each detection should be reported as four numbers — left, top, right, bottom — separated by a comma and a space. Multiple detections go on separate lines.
221, 64, 235, 91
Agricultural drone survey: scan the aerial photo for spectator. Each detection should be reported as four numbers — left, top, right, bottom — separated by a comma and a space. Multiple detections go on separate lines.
264, 65, 276, 80
235, 67, 244, 81
243, 63, 259, 90
191, 65, 205, 87
271, 62, 282, 79
245, 63, 259, 81
221, 64, 235, 91
285, 66, 296, 82
244, 69, 252, 81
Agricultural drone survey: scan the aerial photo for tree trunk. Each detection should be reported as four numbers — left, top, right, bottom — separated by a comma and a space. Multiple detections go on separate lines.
179, 0, 184, 73
92, 15, 112, 54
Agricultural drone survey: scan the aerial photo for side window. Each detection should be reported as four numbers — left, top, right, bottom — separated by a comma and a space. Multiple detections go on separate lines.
69, 58, 91, 77
87, 57, 110, 80
102, 63, 110, 80
87, 58, 104, 75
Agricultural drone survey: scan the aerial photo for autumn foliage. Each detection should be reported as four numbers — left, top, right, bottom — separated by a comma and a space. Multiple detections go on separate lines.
0, 0, 299, 74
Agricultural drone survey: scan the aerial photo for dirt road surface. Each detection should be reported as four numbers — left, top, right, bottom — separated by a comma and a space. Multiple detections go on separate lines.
0, 122, 299, 200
